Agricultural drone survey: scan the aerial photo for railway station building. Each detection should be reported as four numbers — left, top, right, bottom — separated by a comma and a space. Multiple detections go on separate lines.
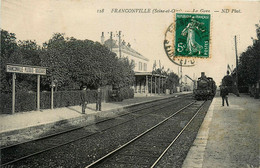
101, 32, 166, 95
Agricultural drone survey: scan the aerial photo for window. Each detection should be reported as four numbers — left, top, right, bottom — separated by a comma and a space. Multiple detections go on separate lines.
139, 62, 142, 71
144, 63, 147, 71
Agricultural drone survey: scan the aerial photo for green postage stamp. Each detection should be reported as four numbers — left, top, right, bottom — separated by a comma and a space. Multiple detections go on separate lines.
164, 13, 211, 66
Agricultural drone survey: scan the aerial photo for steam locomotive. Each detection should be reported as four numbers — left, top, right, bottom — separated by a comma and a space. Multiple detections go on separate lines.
193, 72, 216, 100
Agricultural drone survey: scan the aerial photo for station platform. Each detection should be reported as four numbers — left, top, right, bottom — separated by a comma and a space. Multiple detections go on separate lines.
182, 93, 259, 168
0, 92, 191, 146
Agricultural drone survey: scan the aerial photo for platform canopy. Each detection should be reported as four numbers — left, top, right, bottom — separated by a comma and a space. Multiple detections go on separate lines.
135, 72, 167, 78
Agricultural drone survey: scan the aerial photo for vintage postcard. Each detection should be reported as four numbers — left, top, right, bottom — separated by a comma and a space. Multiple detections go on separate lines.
1, 0, 259, 168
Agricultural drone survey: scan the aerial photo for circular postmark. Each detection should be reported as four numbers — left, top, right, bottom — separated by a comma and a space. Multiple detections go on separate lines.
164, 13, 211, 67
164, 22, 196, 67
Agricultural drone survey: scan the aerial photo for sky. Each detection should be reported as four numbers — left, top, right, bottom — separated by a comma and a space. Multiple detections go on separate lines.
1, 0, 260, 86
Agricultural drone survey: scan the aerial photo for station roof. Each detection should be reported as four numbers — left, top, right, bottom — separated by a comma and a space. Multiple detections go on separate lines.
104, 39, 149, 61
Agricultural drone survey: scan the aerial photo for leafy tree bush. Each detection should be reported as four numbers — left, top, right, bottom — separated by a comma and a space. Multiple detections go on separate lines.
1, 31, 135, 93
0, 92, 36, 113
1, 30, 18, 93
1, 29, 42, 93
237, 24, 260, 88
1, 30, 136, 113
152, 66, 179, 93
119, 87, 134, 99
165, 72, 179, 92
40, 33, 135, 91
0, 93, 12, 114
108, 87, 134, 102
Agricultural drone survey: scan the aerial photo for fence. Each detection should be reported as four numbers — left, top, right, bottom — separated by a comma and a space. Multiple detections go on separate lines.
0, 87, 134, 114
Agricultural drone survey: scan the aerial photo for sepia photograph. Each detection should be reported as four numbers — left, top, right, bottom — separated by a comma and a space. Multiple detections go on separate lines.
0, 0, 259, 167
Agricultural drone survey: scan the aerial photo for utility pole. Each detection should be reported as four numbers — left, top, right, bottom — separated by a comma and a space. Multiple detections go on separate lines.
118, 31, 122, 58
101, 32, 105, 45
110, 32, 113, 52
180, 62, 182, 92
234, 36, 240, 96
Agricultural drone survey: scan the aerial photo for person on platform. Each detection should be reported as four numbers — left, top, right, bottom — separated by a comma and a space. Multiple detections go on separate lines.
220, 85, 229, 106
96, 87, 102, 111
80, 86, 87, 114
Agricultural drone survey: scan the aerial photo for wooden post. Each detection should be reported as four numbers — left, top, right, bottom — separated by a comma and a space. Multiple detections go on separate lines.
234, 36, 240, 96
51, 77, 54, 109
37, 75, 40, 111
12, 73, 16, 114
158, 76, 160, 94
154, 76, 156, 94
150, 76, 153, 94
161, 77, 164, 94
146, 75, 148, 94
180, 63, 182, 92
51, 86, 54, 109
51, 76, 57, 110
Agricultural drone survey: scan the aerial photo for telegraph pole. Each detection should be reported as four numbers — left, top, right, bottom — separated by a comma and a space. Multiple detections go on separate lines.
110, 32, 113, 51
180, 62, 182, 92
234, 36, 240, 96
118, 31, 122, 58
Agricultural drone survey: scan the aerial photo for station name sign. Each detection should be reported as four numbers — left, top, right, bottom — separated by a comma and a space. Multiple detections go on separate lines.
6, 64, 47, 75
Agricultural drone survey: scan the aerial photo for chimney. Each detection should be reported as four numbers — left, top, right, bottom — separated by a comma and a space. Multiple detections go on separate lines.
127, 43, 131, 48
101, 32, 104, 45
201, 72, 205, 78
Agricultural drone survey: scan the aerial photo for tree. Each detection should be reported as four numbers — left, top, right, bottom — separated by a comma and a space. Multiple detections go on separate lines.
1, 29, 44, 93
111, 58, 135, 88
166, 72, 179, 92
0, 30, 20, 93
238, 23, 260, 87
152, 66, 179, 93
40, 33, 135, 90
1, 31, 135, 92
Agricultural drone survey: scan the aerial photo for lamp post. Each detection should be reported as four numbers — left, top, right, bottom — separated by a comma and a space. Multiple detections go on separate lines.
50, 77, 57, 110
180, 61, 183, 92
110, 32, 113, 51
234, 36, 240, 96
118, 31, 122, 58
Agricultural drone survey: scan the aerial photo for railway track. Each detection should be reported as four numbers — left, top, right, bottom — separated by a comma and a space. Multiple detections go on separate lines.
1, 94, 192, 167
85, 100, 207, 168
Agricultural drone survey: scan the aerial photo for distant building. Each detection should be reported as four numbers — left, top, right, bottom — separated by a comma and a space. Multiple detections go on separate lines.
101, 32, 149, 73
101, 32, 166, 95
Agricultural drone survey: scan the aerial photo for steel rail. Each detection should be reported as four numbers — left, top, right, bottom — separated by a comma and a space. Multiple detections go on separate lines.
85, 101, 196, 168
1, 95, 192, 166
150, 100, 207, 168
